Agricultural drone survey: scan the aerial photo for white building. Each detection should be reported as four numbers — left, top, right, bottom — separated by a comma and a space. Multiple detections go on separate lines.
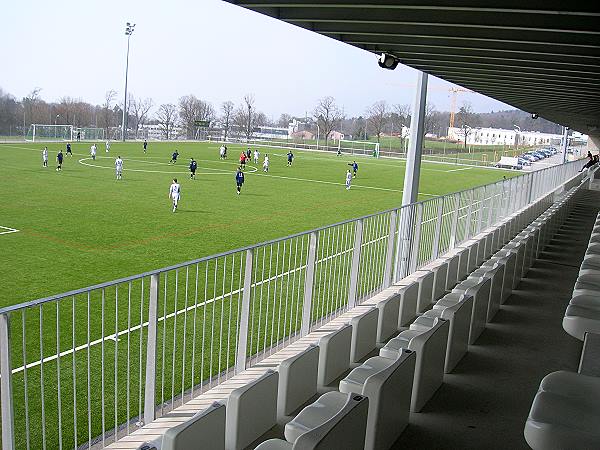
252, 125, 289, 139
447, 126, 563, 146
138, 124, 185, 140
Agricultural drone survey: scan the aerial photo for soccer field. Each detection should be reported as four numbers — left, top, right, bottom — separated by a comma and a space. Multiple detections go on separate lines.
0, 140, 515, 308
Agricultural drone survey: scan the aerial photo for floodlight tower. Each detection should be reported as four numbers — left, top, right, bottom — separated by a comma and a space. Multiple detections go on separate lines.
121, 22, 136, 142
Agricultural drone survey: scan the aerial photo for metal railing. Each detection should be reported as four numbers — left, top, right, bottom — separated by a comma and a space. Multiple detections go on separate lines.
0, 159, 584, 450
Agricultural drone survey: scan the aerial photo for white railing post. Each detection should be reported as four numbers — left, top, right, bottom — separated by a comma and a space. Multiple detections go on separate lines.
383, 210, 398, 287
236, 249, 254, 372
300, 232, 318, 336
0, 313, 15, 450
476, 186, 485, 233
347, 219, 364, 309
409, 203, 424, 273
449, 192, 460, 249
431, 198, 444, 259
143, 274, 159, 426
465, 189, 474, 239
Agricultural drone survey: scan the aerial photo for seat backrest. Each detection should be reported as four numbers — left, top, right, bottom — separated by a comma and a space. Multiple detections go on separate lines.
350, 307, 379, 363
225, 370, 278, 450
293, 394, 369, 450
318, 324, 352, 386
161, 402, 226, 450
278, 345, 319, 417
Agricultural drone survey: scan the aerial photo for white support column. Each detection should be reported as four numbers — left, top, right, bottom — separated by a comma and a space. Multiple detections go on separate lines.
347, 219, 364, 308
143, 274, 159, 426
562, 126, 569, 163
383, 210, 398, 287
300, 232, 318, 336
0, 313, 15, 450
402, 71, 429, 206
236, 249, 254, 372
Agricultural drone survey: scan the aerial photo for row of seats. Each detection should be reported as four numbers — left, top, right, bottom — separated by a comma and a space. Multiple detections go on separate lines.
128, 181, 579, 450
525, 181, 600, 450
562, 209, 600, 340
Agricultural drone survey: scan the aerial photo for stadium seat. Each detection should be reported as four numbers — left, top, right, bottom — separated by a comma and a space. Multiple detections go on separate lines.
380, 317, 449, 412
276, 345, 320, 420
328, 307, 378, 364
524, 371, 600, 450
451, 276, 492, 344
443, 254, 460, 291
393, 280, 420, 327
422, 293, 474, 373
404, 270, 435, 313
360, 290, 401, 345
317, 324, 352, 389
420, 259, 449, 303
255, 392, 369, 450
145, 402, 226, 450
481, 251, 515, 304
338, 350, 416, 450
469, 262, 505, 322
225, 370, 278, 450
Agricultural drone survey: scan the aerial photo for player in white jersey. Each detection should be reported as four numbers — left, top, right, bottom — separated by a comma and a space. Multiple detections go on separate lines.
263, 155, 269, 172
115, 156, 124, 180
345, 169, 353, 190
105, 141, 110, 152
219, 145, 226, 159
90, 144, 97, 160
169, 178, 181, 212
42, 147, 48, 167
253, 149, 259, 164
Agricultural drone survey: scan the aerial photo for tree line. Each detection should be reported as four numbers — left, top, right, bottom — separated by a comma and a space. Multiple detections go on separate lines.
0, 86, 562, 141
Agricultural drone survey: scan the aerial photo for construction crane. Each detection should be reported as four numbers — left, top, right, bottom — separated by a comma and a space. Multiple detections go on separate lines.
448, 87, 473, 129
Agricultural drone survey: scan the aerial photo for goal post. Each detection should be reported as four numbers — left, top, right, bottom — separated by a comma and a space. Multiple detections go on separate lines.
337, 139, 380, 158
26, 124, 73, 142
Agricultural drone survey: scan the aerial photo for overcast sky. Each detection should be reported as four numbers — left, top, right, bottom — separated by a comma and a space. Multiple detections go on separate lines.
2, 0, 515, 119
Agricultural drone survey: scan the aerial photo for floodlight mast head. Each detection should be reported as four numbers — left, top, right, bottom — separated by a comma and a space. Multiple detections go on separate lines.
125, 23, 135, 36
378, 53, 399, 70
531, 113, 539, 119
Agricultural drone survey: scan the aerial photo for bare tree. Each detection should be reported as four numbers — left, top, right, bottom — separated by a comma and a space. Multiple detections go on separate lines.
232, 94, 257, 141
277, 113, 293, 128
22, 87, 42, 126
424, 103, 437, 135
313, 96, 344, 146
390, 104, 411, 151
130, 96, 153, 138
101, 90, 117, 137
455, 102, 478, 150
366, 101, 388, 144
220, 101, 234, 141
156, 104, 178, 140
178, 95, 214, 139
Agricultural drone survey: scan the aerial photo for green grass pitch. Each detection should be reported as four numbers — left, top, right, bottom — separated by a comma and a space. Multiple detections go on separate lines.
0, 140, 516, 449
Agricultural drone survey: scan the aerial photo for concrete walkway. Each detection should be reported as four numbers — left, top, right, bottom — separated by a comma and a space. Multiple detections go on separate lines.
393, 190, 600, 450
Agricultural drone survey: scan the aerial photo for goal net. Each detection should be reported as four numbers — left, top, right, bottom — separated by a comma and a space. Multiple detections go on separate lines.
337, 139, 380, 158
26, 124, 73, 142
74, 127, 106, 141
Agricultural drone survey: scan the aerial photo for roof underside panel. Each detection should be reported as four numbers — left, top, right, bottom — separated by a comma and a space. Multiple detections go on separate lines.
224, 1, 600, 135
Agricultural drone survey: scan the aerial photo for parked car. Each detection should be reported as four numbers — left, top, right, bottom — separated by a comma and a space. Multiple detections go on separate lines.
518, 157, 531, 166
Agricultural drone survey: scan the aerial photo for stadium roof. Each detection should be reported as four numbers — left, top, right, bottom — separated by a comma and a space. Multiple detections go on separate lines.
224, 1, 600, 136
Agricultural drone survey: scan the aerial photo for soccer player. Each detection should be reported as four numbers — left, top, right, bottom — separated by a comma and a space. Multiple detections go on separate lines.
246, 148, 251, 160
143, 139, 148, 153
345, 169, 352, 190
239, 151, 246, 170
56, 150, 64, 171
287, 151, 294, 166
115, 156, 124, 180
170, 150, 179, 164
348, 160, 358, 177
90, 144, 97, 160
168, 178, 181, 212
42, 147, 48, 167
219, 144, 226, 159
337, 148, 342, 157
235, 167, 245, 195
105, 141, 111, 153
263, 154, 270, 172
76, 130, 81, 141
253, 149, 259, 164
189, 158, 197, 180
66, 142, 73, 157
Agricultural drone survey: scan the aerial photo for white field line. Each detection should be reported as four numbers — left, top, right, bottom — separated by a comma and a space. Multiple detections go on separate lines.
10, 233, 389, 375
446, 167, 473, 172
0, 226, 19, 236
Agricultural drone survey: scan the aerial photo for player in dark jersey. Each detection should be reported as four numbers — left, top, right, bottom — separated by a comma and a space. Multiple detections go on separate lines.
287, 151, 294, 166
189, 158, 197, 179
56, 151, 64, 171
348, 161, 358, 177
169, 150, 179, 164
66, 143, 73, 157
235, 167, 245, 195
143, 139, 148, 153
